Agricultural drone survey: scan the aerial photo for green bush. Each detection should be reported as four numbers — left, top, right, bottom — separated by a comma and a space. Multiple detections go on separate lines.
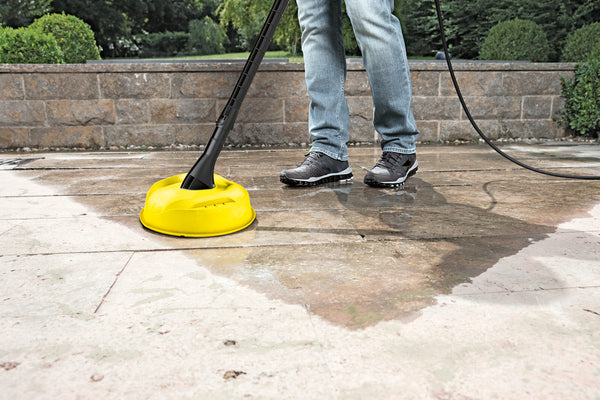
561, 23, 600, 63
187, 17, 227, 55
0, 26, 64, 63
341, 13, 359, 56
479, 18, 551, 62
29, 13, 100, 63
557, 55, 600, 138
590, 41, 600, 62
135, 31, 189, 58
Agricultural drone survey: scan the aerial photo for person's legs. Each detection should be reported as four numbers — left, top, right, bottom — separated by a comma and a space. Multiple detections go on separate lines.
279, 0, 353, 187
345, 0, 419, 154
297, 0, 349, 161
282, 0, 418, 187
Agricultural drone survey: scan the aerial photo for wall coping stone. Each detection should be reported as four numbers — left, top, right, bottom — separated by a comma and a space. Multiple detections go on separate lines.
0, 60, 578, 74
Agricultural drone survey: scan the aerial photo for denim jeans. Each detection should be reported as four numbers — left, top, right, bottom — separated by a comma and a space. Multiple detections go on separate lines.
297, 0, 419, 161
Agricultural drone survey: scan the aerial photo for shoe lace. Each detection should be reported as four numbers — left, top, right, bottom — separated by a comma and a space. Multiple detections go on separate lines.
300, 152, 323, 166
375, 152, 403, 170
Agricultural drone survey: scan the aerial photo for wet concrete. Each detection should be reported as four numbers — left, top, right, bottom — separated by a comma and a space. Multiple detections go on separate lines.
1, 143, 600, 398
3, 144, 600, 328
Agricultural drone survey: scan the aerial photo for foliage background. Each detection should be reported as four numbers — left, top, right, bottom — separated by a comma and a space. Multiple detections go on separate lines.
557, 45, 600, 137
0, 0, 598, 59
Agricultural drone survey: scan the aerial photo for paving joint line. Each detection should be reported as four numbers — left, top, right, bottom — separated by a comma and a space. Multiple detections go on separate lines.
94, 252, 135, 314
1, 228, 585, 259
456, 285, 600, 296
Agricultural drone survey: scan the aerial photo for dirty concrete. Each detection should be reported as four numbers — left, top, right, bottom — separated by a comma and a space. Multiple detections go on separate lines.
1, 144, 600, 399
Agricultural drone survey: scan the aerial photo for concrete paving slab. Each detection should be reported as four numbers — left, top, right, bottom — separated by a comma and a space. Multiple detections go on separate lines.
0, 172, 59, 196
2, 216, 154, 256
0, 195, 99, 219
1, 143, 600, 399
1, 252, 133, 316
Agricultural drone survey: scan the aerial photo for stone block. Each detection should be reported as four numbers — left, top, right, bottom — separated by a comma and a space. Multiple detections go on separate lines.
522, 96, 552, 119
285, 98, 309, 123
103, 125, 176, 147
171, 72, 238, 99
441, 119, 520, 141
411, 71, 440, 96
24, 73, 98, 100
149, 99, 216, 124
29, 126, 103, 148
551, 96, 566, 119
227, 123, 292, 145
349, 119, 376, 143
99, 73, 170, 99
0, 75, 24, 100
502, 72, 566, 96
0, 101, 45, 126
0, 127, 29, 148
415, 121, 439, 142
174, 124, 215, 145
283, 122, 310, 145
345, 71, 370, 96
346, 96, 377, 143
440, 119, 565, 141
498, 119, 564, 139
46, 100, 116, 126
115, 99, 149, 124
440, 71, 503, 97
412, 97, 461, 120
248, 71, 307, 98
460, 96, 521, 120
476, 120, 523, 139
439, 120, 479, 141
348, 96, 374, 121
234, 98, 283, 123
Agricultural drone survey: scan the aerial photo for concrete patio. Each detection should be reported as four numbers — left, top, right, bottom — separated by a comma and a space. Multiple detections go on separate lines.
1, 143, 600, 399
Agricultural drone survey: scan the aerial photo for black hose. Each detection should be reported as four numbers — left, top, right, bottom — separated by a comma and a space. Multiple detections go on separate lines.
433, 0, 600, 180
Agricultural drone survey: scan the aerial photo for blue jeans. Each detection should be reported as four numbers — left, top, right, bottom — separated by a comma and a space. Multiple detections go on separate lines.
298, 0, 419, 161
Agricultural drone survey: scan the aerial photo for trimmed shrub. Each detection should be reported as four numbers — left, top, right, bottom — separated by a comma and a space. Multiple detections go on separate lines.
187, 17, 227, 55
29, 13, 100, 63
0, 26, 64, 64
557, 53, 600, 138
561, 23, 600, 63
135, 31, 189, 58
480, 18, 551, 62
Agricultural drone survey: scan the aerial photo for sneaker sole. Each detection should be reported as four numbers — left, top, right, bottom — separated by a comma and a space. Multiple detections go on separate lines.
364, 162, 418, 188
280, 168, 353, 187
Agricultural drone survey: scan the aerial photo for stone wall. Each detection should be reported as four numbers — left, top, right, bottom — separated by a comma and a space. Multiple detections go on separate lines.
0, 60, 575, 150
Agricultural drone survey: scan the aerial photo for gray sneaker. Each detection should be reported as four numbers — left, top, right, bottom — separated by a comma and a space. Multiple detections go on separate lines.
280, 152, 353, 186
364, 152, 418, 187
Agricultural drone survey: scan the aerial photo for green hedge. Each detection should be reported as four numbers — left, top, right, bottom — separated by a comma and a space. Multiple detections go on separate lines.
0, 13, 100, 64
557, 48, 600, 138
561, 23, 600, 63
29, 13, 100, 63
479, 18, 550, 62
590, 41, 600, 62
0, 26, 64, 64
